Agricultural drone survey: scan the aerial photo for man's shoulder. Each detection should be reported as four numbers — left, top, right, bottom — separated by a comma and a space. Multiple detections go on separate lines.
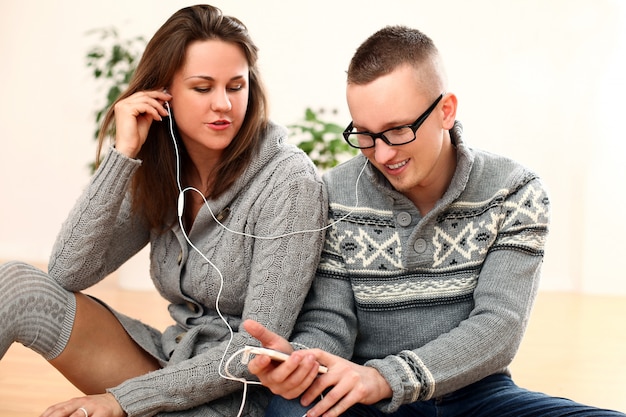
322, 155, 369, 186
453, 122, 538, 187
463, 146, 546, 200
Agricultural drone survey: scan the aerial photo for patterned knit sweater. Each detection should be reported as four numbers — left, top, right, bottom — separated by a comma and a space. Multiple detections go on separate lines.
290, 121, 550, 413
47, 122, 327, 416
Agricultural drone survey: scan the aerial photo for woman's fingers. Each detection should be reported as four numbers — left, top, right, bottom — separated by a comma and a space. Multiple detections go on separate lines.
113, 90, 171, 158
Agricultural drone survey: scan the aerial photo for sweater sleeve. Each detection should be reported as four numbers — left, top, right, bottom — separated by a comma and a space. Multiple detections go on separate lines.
48, 148, 150, 290
290, 231, 359, 358
367, 177, 550, 412
107, 152, 329, 416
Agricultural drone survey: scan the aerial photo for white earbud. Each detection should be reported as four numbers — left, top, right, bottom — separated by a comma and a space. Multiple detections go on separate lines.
177, 192, 185, 217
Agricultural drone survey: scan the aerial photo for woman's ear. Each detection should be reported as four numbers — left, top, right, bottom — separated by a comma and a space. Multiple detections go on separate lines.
441, 93, 458, 130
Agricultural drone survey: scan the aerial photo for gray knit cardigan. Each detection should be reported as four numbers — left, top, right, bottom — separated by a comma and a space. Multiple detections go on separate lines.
48, 122, 328, 416
291, 121, 550, 412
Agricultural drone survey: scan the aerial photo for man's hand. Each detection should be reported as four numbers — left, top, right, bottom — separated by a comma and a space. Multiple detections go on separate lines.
298, 349, 393, 417
243, 320, 393, 417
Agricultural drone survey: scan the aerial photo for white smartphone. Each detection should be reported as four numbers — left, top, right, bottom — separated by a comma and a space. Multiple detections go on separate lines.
241, 346, 328, 374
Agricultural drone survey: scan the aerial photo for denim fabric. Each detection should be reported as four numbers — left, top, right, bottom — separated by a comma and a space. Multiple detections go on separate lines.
265, 374, 624, 417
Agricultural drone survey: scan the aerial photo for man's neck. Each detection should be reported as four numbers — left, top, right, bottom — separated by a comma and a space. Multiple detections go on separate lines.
406, 136, 457, 216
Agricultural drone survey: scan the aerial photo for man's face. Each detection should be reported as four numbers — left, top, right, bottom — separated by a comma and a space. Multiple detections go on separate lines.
346, 65, 451, 204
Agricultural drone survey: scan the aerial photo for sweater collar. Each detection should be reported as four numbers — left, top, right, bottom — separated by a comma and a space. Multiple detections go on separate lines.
204, 121, 287, 212
365, 120, 475, 213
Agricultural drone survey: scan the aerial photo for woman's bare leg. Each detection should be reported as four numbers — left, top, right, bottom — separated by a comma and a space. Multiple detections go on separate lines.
49, 293, 161, 394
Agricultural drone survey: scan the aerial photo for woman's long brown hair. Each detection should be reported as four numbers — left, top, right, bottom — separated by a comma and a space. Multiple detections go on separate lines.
95, 5, 268, 232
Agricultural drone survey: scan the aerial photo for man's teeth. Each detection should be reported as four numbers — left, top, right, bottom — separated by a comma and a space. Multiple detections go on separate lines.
387, 160, 407, 170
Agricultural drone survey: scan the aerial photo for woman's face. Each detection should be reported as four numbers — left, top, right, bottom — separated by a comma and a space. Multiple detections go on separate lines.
168, 39, 249, 164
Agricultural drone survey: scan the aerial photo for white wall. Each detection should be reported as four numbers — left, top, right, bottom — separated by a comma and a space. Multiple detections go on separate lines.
1, 0, 624, 294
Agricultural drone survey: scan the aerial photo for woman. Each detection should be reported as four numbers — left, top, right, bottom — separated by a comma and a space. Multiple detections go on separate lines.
0, 5, 326, 417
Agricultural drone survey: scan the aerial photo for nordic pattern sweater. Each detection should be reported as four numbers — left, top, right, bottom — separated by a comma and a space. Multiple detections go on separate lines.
291, 121, 550, 413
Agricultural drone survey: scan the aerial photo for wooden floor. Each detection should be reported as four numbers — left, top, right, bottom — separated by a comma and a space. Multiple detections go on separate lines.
0, 275, 625, 416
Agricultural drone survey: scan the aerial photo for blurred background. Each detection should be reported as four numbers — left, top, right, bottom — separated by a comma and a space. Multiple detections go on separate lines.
1, 0, 624, 294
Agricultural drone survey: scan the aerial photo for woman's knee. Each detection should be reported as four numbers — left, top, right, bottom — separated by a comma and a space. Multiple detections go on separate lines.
0, 260, 76, 359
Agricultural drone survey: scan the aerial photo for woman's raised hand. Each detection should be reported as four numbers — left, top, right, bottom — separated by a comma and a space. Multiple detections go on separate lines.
113, 90, 171, 159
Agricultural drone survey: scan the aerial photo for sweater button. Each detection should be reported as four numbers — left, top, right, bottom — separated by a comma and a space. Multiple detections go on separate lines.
177, 251, 183, 265
397, 212, 412, 227
216, 207, 230, 222
414, 238, 427, 253
175, 333, 186, 343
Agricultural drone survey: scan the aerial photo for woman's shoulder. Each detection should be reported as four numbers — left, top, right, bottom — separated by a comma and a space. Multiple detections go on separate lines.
262, 121, 321, 176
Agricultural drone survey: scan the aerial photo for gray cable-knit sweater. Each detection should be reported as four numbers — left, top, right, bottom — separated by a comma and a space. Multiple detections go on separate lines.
291, 121, 550, 412
47, 122, 328, 416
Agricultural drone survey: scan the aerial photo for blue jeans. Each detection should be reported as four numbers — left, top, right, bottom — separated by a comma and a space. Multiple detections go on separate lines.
265, 374, 625, 417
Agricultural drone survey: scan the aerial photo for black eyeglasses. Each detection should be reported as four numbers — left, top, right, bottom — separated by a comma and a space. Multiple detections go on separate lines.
342, 93, 444, 149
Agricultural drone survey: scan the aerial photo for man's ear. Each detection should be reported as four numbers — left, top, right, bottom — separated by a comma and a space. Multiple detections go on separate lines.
441, 93, 458, 130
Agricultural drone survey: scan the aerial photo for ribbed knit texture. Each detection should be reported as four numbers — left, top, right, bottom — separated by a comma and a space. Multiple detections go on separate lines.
46, 122, 328, 416
0, 261, 76, 360
291, 121, 550, 413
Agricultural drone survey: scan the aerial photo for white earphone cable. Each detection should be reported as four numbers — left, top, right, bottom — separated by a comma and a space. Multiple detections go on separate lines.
164, 102, 363, 416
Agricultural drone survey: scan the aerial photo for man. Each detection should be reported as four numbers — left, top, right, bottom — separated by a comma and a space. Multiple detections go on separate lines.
243, 26, 624, 417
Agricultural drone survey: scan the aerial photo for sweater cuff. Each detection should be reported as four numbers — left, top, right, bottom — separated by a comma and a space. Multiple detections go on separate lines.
290, 342, 310, 351
91, 146, 142, 195
107, 380, 169, 417
365, 351, 431, 413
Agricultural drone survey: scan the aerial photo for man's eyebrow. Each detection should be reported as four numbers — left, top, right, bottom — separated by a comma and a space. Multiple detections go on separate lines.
353, 119, 408, 133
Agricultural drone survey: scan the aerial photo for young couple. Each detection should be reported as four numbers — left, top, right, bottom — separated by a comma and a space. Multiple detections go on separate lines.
0, 4, 622, 417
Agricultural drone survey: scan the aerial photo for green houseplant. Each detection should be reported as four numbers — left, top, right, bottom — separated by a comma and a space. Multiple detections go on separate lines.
288, 107, 356, 170
86, 27, 146, 141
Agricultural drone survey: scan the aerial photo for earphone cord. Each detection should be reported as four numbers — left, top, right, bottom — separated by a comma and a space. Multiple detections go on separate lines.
167, 103, 251, 415
166, 102, 367, 240
164, 102, 365, 416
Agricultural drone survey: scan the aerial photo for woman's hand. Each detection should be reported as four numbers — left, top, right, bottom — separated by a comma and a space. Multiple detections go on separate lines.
243, 319, 318, 399
113, 90, 171, 159
40, 393, 125, 417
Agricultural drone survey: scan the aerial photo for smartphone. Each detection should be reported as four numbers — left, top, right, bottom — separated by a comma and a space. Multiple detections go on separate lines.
241, 346, 328, 374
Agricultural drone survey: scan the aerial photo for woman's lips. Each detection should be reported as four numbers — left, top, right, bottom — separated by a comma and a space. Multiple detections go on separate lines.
208, 120, 231, 130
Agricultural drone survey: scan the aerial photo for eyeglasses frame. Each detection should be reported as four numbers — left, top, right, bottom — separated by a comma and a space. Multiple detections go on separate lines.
342, 93, 445, 149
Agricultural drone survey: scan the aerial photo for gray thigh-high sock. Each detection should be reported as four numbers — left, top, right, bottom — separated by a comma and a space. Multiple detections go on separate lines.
0, 261, 76, 360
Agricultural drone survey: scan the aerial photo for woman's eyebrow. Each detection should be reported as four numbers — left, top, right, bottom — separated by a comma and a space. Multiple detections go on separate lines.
184, 74, 246, 82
